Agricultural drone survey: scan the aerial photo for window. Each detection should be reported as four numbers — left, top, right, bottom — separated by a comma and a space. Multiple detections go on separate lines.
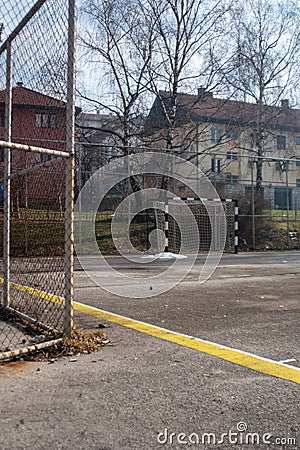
36, 113, 42, 128
36, 113, 56, 129
276, 161, 288, 171
211, 158, 221, 173
42, 114, 48, 128
226, 128, 238, 139
211, 128, 221, 144
296, 160, 300, 167
297, 179, 300, 188
277, 135, 286, 150
50, 114, 56, 129
0, 112, 4, 126
296, 136, 300, 145
36, 153, 49, 163
250, 131, 259, 148
226, 174, 238, 184
226, 152, 238, 161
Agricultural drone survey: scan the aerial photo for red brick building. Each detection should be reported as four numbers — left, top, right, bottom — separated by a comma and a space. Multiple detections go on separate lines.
0, 84, 68, 152
0, 85, 70, 208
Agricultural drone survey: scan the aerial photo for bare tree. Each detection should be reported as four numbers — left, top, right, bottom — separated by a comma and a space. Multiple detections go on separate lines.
140, 0, 231, 193
144, 0, 230, 153
222, 0, 300, 191
78, 0, 155, 153
77, 0, 161, 205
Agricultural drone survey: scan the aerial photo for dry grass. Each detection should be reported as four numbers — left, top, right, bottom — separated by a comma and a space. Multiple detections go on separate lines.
21, 328, 110, 362
60, 328, 109, 356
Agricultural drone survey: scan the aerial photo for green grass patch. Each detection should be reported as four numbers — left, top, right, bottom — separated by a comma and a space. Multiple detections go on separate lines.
95, 217, 153, 254
0, 214, 64, 257
264, 209, 300, 221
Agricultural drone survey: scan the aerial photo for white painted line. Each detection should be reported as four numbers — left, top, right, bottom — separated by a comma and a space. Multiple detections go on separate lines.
74, 301, 300, 385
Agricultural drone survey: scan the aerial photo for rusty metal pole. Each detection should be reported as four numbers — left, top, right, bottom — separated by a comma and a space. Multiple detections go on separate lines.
3, 40, 12, 308
64, 0, 76, 335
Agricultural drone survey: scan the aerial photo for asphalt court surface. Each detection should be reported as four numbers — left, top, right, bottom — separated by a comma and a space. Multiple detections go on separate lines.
74, 251, 300, 371
0, 251, 299, 449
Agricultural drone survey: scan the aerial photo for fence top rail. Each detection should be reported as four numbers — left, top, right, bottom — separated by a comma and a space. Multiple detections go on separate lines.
0, 0, 48, 56
0, 140, 70, 158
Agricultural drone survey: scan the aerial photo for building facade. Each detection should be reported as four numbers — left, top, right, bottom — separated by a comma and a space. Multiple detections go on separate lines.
144, 90, 300, 209
0, 84, 71, 208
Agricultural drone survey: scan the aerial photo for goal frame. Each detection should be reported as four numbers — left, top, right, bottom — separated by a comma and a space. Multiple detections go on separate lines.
160, 196, 239, 255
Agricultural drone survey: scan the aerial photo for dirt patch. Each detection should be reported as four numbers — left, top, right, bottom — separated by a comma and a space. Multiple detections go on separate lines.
0, 359, 30, 376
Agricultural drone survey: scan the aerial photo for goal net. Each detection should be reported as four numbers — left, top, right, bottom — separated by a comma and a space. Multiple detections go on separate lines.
154, 198, 238, 256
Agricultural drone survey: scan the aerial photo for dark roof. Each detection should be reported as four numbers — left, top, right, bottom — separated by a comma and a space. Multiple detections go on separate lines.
145, 91, 300, 133
0, 86, 66, 108
77, 112, 119, 127
76, 112, 123, 144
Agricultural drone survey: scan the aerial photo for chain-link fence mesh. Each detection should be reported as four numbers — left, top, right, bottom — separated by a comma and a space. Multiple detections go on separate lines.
0, 153, 68, 353
210, 157, 300, 251
0, 1, 68, 93
75, 142, 300, 253
0, 1, 41, 40
152, 199, 235, 254
0, 0, 75, 359
74, 144, 237, 257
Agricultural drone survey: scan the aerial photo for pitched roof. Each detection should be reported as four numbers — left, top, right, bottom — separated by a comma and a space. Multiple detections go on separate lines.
77, 112, 120, 127
76, 112, 123, 144
0, 85, 66, 108
145, 91, 300, 133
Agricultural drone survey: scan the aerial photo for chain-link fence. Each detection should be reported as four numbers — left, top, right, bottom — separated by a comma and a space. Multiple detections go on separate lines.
0, 0, 76, 360
207, 154, 300, 251
74, 143, 238, 257
74, 142, 300, 253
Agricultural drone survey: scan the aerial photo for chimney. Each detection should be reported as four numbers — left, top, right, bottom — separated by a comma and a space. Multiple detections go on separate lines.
281, 99, 289, 109
197, 87, 213, 101
198, 87, 206, 98
16, 81, 23, 87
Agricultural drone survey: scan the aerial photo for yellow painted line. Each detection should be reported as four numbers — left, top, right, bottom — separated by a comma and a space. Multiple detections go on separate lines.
73, 302, 300, 386
2, 278, 300, 385
0, 278, 64, 306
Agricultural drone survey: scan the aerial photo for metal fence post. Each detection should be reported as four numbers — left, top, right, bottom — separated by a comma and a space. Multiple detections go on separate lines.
285, 161, 290, 249
64, 0, 76, 336
3, 41, 13, 308
251, 158, 256, 251
77, 142, 82, 247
